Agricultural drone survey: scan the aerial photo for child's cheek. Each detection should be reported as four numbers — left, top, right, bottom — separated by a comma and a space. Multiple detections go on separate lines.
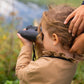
43, 40, 47, 50
43, 40, 46, 49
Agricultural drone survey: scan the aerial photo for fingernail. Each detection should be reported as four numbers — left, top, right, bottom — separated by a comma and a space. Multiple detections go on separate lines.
72, 34, 74, 37
64, 21, 67, 24
68, 30, 71, 33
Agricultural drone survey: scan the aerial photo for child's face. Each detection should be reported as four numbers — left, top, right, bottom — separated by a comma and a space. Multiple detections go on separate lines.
42, 27, 55, 51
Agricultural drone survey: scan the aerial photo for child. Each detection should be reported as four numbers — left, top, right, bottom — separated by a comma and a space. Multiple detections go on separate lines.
16, 5, 83, 84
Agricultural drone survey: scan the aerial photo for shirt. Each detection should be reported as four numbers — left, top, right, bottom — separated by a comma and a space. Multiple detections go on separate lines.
15, 46, 77, 84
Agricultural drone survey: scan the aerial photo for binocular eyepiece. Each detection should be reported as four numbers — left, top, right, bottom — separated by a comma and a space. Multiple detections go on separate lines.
18, 25, 42, 42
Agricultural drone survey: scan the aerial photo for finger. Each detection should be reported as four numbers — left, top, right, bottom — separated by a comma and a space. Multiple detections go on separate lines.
77, 20, 84, 35
68, 15, 79, 34
17, 33, 26, 44
17, 33, 21, 38
17, 33, 24, 40
72, 16, 82, 36
64, 11, 75, 24
23, 28, 26, 30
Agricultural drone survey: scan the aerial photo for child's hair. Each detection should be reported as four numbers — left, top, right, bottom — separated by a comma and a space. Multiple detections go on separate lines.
36, 5, 84, 62
40, 5, 75, 49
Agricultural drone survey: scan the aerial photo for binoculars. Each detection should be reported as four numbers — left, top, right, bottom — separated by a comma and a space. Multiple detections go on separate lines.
18, 25, 42, 42
18, 25, 42, 61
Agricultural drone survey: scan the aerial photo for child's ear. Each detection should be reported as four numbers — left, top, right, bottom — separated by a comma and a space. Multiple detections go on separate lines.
52, 33, 59, 46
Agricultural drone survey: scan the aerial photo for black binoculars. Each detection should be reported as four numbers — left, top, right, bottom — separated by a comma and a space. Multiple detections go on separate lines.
18, 25, 42, 42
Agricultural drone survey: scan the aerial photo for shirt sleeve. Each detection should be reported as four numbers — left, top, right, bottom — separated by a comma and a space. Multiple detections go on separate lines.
15, 46, 48, 83
15, 46, 32, 82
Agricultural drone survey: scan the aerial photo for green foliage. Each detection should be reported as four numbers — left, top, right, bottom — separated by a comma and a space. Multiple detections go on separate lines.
73, 61, 84, 84
4, 80, 19, 84
19, 0, 83, 7
0, 13, 22, 83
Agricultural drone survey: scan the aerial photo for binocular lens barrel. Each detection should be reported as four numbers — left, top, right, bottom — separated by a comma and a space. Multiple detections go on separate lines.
18, 25, 41, 42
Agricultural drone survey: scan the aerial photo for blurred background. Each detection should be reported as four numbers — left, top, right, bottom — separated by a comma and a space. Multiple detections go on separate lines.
0, 0, 84, 84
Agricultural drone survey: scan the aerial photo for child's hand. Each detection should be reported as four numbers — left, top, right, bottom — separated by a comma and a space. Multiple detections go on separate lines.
17, 29, 33, 47
70, 33, 84, 54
